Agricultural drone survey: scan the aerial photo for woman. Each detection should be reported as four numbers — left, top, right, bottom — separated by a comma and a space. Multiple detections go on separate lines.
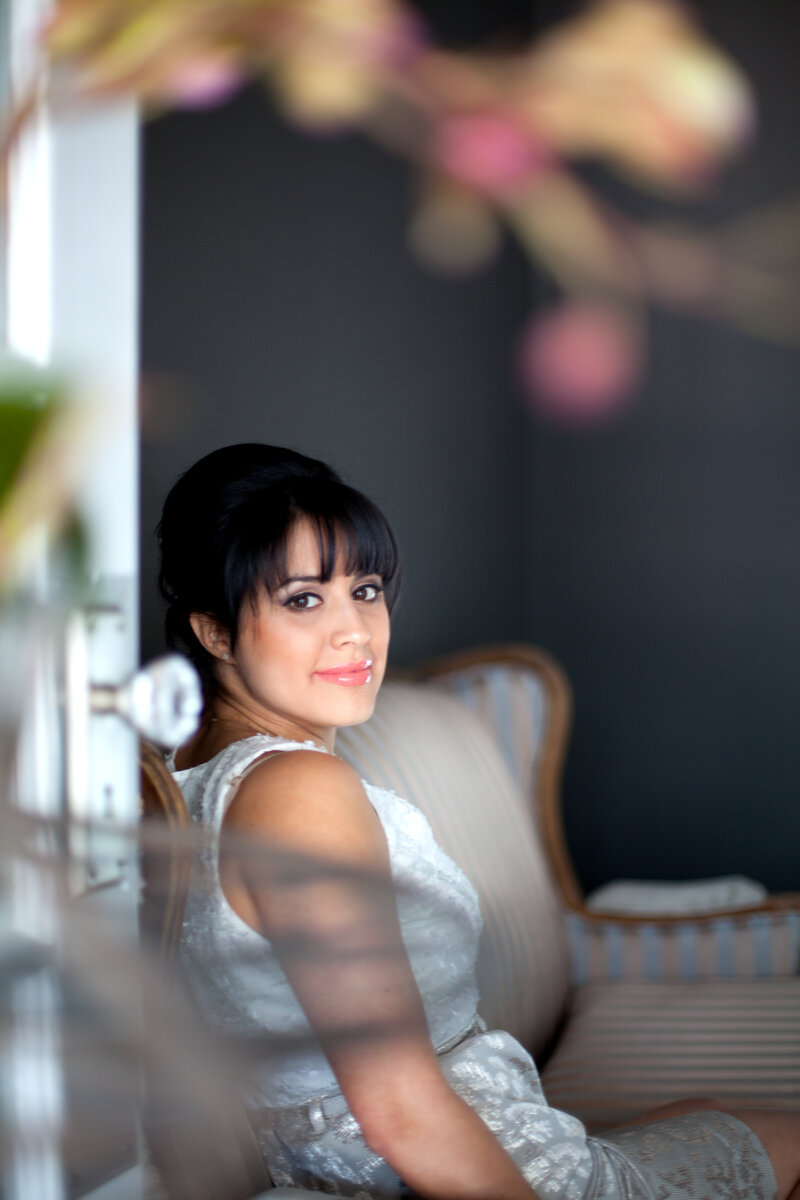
159, 443, 800, 1200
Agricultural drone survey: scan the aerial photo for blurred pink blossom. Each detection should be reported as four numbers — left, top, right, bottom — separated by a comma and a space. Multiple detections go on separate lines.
162, 56, 243, 108
517, 302, 642, 424
432, 112, 552, 195
25, 0, 791, 407
510, 0, 755, 189
366, 6, 428, 68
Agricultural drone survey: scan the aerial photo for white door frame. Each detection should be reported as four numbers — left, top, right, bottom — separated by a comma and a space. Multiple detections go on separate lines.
3, 5, 141, 1198
5, 0, 140, 837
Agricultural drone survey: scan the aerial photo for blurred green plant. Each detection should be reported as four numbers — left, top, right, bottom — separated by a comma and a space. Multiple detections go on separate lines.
0, 354, 90, 596
0, 369, 58, 505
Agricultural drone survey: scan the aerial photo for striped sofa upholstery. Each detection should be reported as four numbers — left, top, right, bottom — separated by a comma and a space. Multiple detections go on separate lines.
336, 680, 570, 1060
541, 977, 800, 1130
338, 647, 800, 1132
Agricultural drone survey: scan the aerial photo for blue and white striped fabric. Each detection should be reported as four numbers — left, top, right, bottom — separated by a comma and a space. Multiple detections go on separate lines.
566, 910, 800, 985
431, 664, 549, 805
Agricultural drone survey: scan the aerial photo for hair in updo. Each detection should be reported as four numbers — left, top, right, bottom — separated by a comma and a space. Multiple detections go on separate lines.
157, 443, 401, 688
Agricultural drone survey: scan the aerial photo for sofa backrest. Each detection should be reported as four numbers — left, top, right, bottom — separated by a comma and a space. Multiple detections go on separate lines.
336, 678, 571, 1059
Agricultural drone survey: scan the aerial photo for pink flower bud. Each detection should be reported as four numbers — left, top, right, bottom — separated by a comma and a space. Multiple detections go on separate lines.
162, 56, 243, 109
517, 302, 642, 424
433, 112, 551, 195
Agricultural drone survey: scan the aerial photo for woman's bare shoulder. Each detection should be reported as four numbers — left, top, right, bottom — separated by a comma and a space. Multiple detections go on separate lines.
236, 745, 363, 796
225, 748, 380, 858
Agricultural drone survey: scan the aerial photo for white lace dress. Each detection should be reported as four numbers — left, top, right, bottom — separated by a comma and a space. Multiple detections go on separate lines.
172, 735, 777, 1200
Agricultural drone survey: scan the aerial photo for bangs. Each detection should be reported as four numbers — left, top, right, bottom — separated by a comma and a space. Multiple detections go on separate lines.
268, 513, 398, 596
228, 478, 401, 631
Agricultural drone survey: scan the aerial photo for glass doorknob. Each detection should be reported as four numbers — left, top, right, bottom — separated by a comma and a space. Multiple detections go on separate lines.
91, 654, 202, 747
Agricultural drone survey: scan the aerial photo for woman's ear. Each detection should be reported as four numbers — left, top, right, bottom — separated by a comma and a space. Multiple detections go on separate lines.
189, 612, 232, 662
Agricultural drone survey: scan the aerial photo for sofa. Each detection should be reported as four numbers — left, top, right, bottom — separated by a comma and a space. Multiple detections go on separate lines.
142, 642, 800, 1198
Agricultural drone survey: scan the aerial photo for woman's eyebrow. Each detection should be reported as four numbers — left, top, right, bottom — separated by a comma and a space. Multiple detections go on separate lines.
275, 568, 381, 588
278, 574, 324, 586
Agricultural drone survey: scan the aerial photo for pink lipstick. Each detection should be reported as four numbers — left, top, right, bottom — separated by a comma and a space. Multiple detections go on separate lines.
314, 659, 373, 687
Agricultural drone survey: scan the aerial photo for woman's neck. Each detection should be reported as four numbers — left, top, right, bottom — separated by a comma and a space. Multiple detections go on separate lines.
207, 693, 333, 752
173, 706, 333, 771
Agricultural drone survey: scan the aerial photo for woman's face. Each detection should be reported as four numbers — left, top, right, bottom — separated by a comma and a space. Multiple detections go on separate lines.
224, 519, 390, 748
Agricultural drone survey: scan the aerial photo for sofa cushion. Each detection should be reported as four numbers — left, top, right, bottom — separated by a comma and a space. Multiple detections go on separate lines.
541, 976, 800, 1131
336, 680, 570, 1058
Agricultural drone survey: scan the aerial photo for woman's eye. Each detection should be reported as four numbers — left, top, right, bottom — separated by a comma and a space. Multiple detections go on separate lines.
286, 592, 322, 611
353, 583, 382, 603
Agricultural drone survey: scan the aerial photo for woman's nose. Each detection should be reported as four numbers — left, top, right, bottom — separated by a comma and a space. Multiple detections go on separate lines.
332, 598, 369, 646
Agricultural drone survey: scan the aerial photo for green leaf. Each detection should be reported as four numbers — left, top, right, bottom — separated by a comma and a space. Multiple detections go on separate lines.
0, 358, 63, 507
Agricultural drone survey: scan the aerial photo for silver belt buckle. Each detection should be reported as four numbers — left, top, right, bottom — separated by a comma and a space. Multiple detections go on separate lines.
308, 1098, 327, 1134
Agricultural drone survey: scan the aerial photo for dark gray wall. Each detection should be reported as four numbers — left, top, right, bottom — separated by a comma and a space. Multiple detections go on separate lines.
525, 0, 800, 893
139, 89, 530, 668
527, 317, 800, 893
140, 0, 800, 894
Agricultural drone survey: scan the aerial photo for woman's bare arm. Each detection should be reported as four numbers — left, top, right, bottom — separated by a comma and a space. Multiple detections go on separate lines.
220, 749, 539, 1200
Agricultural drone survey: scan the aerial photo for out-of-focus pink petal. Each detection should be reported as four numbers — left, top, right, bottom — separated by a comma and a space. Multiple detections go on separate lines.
517, 302, 642, 424
379, 9, 428, 67
162, 56, 244, 108
433, 112, 551, 195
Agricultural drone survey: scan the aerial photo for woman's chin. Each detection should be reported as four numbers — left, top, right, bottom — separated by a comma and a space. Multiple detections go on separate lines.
328, 690, 380, 730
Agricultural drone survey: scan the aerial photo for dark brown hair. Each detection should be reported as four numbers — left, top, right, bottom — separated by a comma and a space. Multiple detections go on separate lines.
157, 443, 401, 687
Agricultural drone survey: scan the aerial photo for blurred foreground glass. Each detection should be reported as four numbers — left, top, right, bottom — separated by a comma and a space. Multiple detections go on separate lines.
1, 795, 435, 1199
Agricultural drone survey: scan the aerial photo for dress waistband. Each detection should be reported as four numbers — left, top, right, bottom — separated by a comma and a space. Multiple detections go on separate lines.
251, 1016, 486, 1137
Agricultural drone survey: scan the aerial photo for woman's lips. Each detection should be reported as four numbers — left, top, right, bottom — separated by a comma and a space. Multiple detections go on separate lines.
314, 660, 373, 687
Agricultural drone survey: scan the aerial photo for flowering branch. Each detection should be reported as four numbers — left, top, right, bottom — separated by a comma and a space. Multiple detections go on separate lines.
3, 0, 798, 424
